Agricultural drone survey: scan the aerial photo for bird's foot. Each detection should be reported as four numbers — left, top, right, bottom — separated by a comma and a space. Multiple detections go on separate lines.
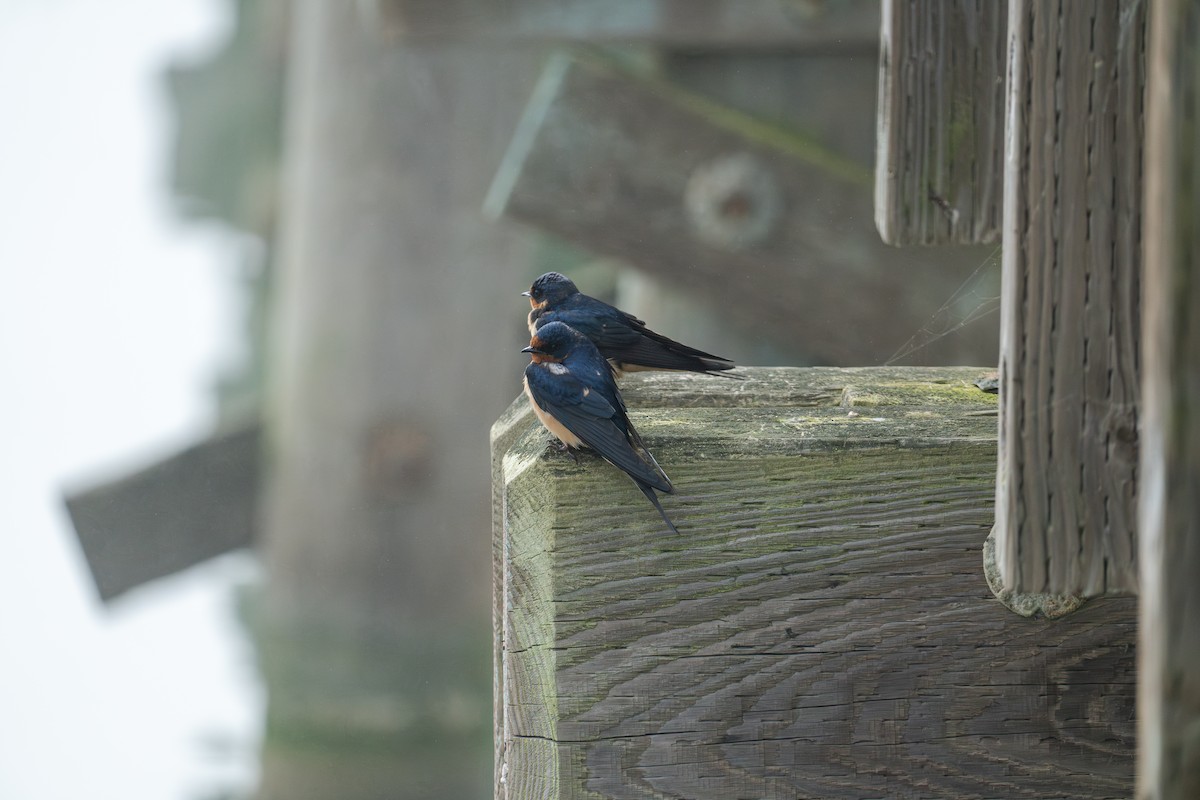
552, 440, 580, 462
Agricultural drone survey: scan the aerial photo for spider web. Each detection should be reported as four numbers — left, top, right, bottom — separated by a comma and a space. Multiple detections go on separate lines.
886, 245, 1003, 366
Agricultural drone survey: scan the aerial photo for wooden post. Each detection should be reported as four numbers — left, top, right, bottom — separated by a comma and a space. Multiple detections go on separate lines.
994, 0, 1145, 597
875, 0, 1007, 245
259, 3, 542, 797
493, 367, 1135, 798
1138, 1, 1200, 796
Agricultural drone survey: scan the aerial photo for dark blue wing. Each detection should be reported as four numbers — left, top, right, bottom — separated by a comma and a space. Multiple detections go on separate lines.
538, 297, 735, 373
524, 362, 672, 493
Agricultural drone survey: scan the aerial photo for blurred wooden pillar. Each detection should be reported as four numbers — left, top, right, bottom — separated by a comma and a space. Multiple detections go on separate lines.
1138, 1, 1200, 796
994, 0, 1144, 597
258, 3, 541, 798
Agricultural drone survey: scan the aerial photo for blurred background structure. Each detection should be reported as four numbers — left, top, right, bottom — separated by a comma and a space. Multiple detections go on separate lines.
12, 1, 1011, 799
0, 2, 262, 800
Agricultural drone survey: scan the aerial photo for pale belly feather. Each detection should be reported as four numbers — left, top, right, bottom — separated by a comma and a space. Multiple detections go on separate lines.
523, 375, 584, 448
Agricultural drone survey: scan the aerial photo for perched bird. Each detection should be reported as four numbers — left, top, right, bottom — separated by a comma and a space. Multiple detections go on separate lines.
523, 271, 736, 375
522, 321, 679, 534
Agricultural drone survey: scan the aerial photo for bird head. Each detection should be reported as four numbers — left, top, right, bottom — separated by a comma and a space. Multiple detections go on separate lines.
521, 320, 586, 362
521, 271, 578, 308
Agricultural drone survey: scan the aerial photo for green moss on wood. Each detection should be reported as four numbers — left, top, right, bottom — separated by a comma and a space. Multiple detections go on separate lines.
497, 366, 999, 735
842, 376, 1000, 407
493, 367, 1135, 798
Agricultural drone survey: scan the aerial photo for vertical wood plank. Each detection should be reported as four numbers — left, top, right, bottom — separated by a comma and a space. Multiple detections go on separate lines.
995, 0, 1144, 597
875, 0, 1007, 245
1138, 0, 1200, 796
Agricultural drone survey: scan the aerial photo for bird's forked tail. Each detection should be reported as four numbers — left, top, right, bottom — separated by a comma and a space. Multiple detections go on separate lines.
636, 480, 680, 535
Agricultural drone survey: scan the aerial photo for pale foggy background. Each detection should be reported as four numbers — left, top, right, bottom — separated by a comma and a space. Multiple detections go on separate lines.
0, 3, 262, 799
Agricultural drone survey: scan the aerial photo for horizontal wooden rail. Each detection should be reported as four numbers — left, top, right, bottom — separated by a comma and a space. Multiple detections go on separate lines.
492, 367, 1134, 799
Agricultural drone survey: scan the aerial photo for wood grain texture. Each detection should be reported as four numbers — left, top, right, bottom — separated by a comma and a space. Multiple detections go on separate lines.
487, 55, 998, 367
995, 0, 1144, 597
1138, 1, 1200, 796
875, 0, 1007, 245
369, 0, 881, 49
493, 367, 1135, 799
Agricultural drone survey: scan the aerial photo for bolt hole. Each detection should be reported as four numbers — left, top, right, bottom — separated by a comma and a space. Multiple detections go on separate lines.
719, 191, 754, 220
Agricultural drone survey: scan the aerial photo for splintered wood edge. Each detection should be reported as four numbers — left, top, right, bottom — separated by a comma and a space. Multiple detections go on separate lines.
983, 527, 1086, 618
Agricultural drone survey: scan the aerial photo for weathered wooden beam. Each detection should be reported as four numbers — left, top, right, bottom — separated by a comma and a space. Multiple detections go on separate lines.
488, 55, 998, 366
662, 50, 881, 167
493, 367, 1135, 799
875, 0, 1007, 245
994, 0, 1144, 597
64, 423, 259, 602
1138, 1, 1200, 796
369, 0, 880, 49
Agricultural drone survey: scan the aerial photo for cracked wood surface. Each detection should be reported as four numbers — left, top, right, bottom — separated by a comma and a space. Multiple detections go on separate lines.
995, 0, 1144, 597
492, 367, 1135, 799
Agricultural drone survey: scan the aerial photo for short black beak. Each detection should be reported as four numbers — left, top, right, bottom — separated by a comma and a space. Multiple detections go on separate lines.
521, 345, 541, 354
520, 291, 532, 298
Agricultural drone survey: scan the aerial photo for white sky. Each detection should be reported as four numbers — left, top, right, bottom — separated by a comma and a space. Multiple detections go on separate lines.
0, 2, 263, 799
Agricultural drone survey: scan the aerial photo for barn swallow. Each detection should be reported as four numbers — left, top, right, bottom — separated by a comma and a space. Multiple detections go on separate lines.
522, 321, 679, 534
522, 272, 736, 375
